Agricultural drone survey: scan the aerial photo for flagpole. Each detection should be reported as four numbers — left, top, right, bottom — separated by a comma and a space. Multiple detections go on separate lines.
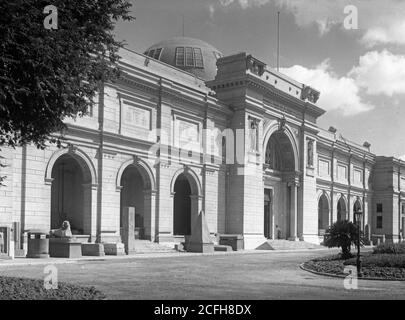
277, 11, 280, 72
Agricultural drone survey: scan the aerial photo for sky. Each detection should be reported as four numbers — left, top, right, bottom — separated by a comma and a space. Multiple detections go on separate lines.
114, 0, 405, 159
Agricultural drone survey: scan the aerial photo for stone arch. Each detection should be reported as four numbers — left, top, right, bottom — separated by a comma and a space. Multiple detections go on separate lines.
45, 146, 97, 186
262, 120, 299, 172
336, 193, 348, 221
47, 147, 96, 235
353, 197, 363, 212
116, 156, 156, 192
117, 157, 156, 241
170, 166, 202, 196
171, 166, 202, 236
317, 190, 330, 232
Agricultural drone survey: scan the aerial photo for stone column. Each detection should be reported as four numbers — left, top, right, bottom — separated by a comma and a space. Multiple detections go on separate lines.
288, 182, 299, 241
122, 207, 136, 255
143, 190, 157, 241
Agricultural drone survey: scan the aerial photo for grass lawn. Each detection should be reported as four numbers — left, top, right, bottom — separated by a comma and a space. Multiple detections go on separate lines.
0, 276, 105, 300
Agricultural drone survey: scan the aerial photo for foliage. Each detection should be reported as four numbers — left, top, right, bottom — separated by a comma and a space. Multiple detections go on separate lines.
324, 220, 364, 259
0, 0, 134, 149
344, 254, 405, 268
373, 242, 405, 255
0, 276, 105, 300
0, 153, 5, 186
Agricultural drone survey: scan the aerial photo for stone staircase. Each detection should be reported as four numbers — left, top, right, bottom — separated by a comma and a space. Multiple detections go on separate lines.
255, 240, 324, 251
132, 240, 177, 254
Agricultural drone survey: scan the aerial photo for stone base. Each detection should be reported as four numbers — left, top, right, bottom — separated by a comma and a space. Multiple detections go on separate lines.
49, 238, 82, 258
219, 234, 244, 251
103, 242, 125, 256
214, 245, 233, 252
243, 235, 267, 250
300, 234, 322, 245
81, 243, 105, 256
187, 243, 214, 253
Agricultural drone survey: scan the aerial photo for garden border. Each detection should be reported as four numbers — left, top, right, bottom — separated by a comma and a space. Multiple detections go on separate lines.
300, 262, 405, 281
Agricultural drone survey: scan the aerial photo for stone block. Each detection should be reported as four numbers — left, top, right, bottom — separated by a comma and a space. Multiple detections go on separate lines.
219, 234, 244, 251
49, 238, 82, 258
214, 244, 232, 252
103, 242, 125, 255
81, 243, 105, 256
187, 243, 214, 253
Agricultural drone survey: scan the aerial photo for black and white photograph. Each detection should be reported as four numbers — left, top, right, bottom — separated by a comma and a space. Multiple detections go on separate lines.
0, 0, 405, 308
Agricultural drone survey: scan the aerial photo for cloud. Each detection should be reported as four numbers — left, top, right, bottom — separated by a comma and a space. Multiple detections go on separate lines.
349, 50, 405, 96
208, 4, 215, 20
361, 20, 405, 47
218, 0, 270, 9
216, 0, 405, 44
280, 60, 373, 116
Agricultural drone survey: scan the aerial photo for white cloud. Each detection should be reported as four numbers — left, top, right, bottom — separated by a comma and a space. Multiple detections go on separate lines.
349, 50, 405, 96
216, 0, 405, 45
280, 60, 373, 116
361, 20, 405, 47
400, 155, 405, 161
219, 0, 270, 9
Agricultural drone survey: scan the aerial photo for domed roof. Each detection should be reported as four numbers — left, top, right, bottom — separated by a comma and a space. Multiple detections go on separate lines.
144, 36, 223, 81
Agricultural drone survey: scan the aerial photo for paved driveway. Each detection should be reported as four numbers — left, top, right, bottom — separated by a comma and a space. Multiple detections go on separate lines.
0, 250, 404, 299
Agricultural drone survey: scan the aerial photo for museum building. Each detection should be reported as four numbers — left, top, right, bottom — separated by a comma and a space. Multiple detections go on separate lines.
1, 36, 405, 252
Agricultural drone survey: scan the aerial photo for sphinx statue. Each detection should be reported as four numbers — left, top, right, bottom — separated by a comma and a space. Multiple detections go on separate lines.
50, 220, 73, 238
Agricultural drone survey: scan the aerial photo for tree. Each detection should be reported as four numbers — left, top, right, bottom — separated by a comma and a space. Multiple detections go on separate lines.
324, 220, 364, 259
0, 0, 134, 149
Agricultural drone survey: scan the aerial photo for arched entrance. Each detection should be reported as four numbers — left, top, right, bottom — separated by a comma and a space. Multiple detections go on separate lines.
353, 198, 363, 229
120, 165, 149, 239
263, 128, 299, 240
172, 170, 201, 237
50, 154, 92, 234
318, 193, 329, 234
337, 196, 347, 221
173, 174, 192, 236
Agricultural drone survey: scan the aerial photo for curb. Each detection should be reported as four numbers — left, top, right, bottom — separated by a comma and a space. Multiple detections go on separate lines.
299, 262, 405, 282
0, 248, 334, 267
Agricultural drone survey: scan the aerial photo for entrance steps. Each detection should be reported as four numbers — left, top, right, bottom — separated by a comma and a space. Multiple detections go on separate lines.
256, 240, 324, 251
132, 240, 177, 254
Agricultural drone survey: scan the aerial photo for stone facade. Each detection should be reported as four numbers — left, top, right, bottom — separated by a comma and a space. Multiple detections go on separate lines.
1, 38, 404, 250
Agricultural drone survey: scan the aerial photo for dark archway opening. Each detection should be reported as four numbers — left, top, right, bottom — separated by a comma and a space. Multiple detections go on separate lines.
120, 166, 145, 239
173, 173, 192, 236
51, 154, 87, 234
318, 194, 329, 234
337, 197, 346, 222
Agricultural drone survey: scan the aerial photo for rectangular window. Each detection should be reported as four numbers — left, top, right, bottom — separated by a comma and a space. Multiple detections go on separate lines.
175, 47, 185, 66
194, 48, 204, 68
337, 164, 347, 181
153, 48, 162, 60
148, 49, 155, 58
376, 203, 383, 213
185, 47, 194, 67
402, 204, 405, 215
376, 216, 383, 229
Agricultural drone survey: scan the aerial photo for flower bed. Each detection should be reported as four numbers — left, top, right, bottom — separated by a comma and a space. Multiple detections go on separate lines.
303, 253, 405, 280
0, 276, 106, 300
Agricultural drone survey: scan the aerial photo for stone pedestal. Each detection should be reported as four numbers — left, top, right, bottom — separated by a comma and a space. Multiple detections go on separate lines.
82, 243, 105, 256
186, 211, 214, 253
122, 207, 136, 255
103, 242, 125, 255
49, 238, 82, 258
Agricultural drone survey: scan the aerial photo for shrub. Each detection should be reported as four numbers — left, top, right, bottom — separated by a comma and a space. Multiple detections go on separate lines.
373, 242, 405, 255
344, 254, 405, 268
324, 220, 364, 259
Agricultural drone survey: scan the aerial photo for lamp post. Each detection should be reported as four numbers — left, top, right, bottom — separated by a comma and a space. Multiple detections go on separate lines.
354, 210, 363, 278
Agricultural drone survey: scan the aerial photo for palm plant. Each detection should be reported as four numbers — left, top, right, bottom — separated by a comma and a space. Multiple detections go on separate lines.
324, 220, 364, 259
